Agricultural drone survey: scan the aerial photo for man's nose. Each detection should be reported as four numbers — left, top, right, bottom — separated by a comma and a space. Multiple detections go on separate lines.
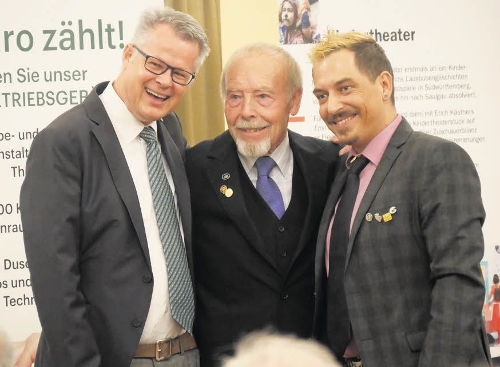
240, 95, 257, 118
327, 95, 343, 115
156, 68, 173, 86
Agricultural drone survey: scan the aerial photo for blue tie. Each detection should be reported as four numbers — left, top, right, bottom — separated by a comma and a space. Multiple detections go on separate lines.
255, 156, 285, 219
140, 126, 195, 333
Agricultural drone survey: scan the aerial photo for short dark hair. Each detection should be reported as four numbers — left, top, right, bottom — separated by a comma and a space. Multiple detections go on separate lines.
310, 30, 395, 104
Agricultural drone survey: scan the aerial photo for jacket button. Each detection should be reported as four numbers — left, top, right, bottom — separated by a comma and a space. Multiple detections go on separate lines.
278, 226, 285, 233
132, 319, 143, 328
281, 292, 289, 300
142, 275, 152, 283
280, 251, 287, 257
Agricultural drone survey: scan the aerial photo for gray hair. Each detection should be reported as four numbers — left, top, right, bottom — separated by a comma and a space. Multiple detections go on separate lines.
131, 7, 210, 70
222, 330, 340, 367
220, 43, 302, 102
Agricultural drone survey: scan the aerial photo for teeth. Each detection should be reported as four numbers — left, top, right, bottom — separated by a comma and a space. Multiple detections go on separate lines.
243, 128, 265, 132
336, 115, 354, 124
146, 88, 168, 100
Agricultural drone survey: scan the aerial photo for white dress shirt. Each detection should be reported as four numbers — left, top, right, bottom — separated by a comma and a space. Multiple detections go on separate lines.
100, 82, 184, 342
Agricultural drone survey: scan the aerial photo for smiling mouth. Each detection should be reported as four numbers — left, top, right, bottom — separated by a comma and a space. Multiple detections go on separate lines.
146, 88, 169, 101
330, 113, 357, 126
240, 127, 268, 133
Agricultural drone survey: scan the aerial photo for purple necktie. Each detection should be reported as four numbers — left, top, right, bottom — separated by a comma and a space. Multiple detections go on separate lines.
255, 156, 285, 219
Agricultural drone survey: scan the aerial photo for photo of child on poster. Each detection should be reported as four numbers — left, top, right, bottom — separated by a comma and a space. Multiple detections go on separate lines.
278, 0, 320, 45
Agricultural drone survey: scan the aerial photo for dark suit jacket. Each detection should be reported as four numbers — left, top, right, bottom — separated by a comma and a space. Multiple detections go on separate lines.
20, 82, 193, 367
314, 118, 490, 367
186, 130, 339, 367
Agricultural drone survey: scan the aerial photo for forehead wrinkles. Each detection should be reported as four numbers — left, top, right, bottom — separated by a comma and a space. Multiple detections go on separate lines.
225, 52, 287, 93
227, 70, 276, 92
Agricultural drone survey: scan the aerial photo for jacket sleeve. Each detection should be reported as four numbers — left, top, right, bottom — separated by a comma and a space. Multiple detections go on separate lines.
417, 139, 487, 366
20, 122, 101, 367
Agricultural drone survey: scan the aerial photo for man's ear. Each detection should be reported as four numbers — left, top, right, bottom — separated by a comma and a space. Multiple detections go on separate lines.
289, 88, 303, 116
378, 71, 393, 101
122, 43, 135, 64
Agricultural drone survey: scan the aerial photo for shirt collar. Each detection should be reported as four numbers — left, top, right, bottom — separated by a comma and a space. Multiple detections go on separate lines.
239, 132, 292, 177
99, 81, 157, 143
347, 114, 402, 167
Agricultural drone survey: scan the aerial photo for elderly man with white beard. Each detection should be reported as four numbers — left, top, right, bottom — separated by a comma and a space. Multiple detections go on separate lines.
185, 42, 341, 367
14, 42, 342, 367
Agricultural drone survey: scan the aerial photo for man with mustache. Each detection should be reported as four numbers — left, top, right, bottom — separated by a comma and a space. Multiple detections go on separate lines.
185, 43, 339, 367
310, 30, 490, 367
15, 42, 340, 367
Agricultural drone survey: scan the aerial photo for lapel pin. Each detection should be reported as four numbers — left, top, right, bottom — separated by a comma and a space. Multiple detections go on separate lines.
382, 213, 393, 222
220, 185, 227, 194
222, 173, 230, 180
220, 185, 233, 198
370, 207, 397, 224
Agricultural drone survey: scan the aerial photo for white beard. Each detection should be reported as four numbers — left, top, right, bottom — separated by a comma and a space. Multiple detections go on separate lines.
235, 136, 271, 158
234, 118, 272, 158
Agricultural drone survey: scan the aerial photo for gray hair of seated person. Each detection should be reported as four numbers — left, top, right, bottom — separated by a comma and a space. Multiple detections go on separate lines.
221, 330, 341, 367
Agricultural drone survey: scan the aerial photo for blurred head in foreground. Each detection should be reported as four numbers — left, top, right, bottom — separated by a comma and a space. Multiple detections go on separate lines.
222, 330, 340, 367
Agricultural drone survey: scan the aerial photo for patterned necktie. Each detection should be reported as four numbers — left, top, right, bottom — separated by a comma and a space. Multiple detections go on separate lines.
255, 156, 285, 219
140, 126, 194, 333
327, 155, 370, 359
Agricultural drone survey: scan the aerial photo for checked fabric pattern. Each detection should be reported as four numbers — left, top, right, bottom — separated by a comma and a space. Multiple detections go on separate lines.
140, 126, 194, 333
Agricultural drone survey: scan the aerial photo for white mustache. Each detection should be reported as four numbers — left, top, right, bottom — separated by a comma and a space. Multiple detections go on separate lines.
235, 119, 270, 130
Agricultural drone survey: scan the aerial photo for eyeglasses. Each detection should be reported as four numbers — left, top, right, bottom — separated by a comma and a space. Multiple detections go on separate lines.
133, 45, 196, 86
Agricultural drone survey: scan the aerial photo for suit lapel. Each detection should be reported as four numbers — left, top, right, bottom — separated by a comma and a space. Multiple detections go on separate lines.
346, 119, 413, 266
84, 82, 150, 268
288, 132, 333, 264
315, 159, 348, 276
206, 132, 277, 268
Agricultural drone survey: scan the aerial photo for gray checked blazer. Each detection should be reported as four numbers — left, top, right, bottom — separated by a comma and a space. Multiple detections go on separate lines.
313, 117, 491, 367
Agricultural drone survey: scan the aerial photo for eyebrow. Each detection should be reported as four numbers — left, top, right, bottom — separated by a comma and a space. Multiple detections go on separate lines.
144, 49, 192, 73
312, 77, 355, 94
226, 87, 273, 94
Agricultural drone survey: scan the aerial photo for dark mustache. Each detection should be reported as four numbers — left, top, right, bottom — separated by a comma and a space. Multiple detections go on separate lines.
327, 111, 348, 124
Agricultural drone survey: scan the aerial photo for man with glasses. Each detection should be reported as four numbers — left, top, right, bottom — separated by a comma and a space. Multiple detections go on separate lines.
18, 38, 343, 367
20, 7, 209, 367
132, 45, 196, 86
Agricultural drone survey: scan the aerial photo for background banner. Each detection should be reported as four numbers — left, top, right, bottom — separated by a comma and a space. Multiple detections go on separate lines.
278, 0, 500, 355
